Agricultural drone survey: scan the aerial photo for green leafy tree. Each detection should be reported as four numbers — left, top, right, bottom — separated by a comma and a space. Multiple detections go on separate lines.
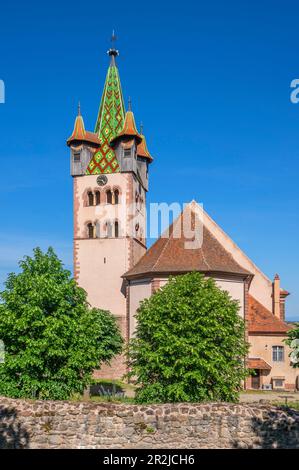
128, 272, 249, 403
0, 248, 123, 400
285, 327, 299, 366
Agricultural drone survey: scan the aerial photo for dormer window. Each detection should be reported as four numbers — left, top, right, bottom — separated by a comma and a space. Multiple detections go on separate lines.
73, 152, 81, 162
124, 148, 131, 158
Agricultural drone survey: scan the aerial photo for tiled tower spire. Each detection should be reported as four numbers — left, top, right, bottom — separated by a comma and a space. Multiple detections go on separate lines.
86, 38, 125, 175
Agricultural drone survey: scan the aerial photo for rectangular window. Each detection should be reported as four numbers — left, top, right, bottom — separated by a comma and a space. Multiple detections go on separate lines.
124, 149, 131, 158
272, 346, 284, 362
73, 152, 81, 162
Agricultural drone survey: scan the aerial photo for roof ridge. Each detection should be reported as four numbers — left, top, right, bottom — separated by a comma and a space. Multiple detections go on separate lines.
186, 204, 212, 270
203, 209, 272, 286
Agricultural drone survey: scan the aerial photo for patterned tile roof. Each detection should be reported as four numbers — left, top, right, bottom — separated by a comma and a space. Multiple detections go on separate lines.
86, 58, 125, 174
123, 203, 252, 278
248, 295, 291, 334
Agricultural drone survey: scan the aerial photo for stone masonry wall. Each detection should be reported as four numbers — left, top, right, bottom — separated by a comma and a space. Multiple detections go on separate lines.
0, 397, 299, 449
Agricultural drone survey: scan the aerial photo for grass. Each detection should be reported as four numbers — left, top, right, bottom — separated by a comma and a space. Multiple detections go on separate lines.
273, 401, 299, 411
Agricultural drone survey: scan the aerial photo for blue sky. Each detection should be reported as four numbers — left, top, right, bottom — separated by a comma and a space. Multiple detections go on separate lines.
0, 0, 298, 320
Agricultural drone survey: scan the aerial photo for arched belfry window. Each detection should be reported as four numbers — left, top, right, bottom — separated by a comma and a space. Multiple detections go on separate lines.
115, 221, 119, 238
114, 189, 119, 205
106, 190, 112, 204
95, 191, 101, 205
88, 191, 94, 206
87, 223, 94, 239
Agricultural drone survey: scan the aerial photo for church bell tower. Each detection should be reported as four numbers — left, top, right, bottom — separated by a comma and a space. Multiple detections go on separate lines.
66, 40, 153, 378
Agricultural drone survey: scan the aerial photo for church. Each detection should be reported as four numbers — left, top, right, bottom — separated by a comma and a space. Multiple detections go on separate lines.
67, 42, 298, 391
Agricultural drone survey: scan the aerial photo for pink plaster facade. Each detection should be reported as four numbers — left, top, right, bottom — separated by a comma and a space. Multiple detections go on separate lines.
74, 173, 146, 315
73, 172, 146, 378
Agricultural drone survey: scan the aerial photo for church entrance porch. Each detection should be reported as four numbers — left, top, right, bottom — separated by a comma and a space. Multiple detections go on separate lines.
247, 357, 272, 390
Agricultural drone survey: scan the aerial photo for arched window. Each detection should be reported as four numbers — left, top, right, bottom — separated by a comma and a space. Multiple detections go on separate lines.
106, 190, 112, 204
95, 191, 101, 206
106, 221, 112, 237
95, 221, 100, 238
115, 221, 119, 238
114, 189, 119, 205
88, 191, 94, 206
87, 223, 94, 239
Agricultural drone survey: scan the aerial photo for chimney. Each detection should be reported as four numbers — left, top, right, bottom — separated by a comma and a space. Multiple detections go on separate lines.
273, 274, 281, 318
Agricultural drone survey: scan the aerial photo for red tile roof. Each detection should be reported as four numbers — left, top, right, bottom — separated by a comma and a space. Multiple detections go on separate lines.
67, 113, 101, 146
111, 111, 142, 145
137, 134, 153, 162
248, 295, 291, 334
123, 204, 252, 279
247, 358, 272, 370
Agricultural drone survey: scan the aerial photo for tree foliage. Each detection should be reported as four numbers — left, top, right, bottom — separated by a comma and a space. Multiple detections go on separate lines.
285, 327, 299, 367
128, 272, 249, 403
0, 247, 123, 400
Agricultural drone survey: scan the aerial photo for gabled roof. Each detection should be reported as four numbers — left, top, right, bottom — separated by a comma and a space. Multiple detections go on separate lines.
86, 53, 125, 175
247, 358, 272, 370
248, 295, 291, 334
123, 203, 252, 279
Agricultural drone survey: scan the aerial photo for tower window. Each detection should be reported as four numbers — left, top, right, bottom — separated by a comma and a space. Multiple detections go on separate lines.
115, 221, 119, 238
95, 191, 101, 205
114, 189, 119, 205
88, 191, 94, 206
124, 149, 131, 158
106, 190, 112, 204
73, 152, 81, 162
87, 223, 94, 239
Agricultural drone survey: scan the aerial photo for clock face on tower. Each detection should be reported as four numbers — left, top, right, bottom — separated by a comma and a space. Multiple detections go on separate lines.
97, 175, 108, 187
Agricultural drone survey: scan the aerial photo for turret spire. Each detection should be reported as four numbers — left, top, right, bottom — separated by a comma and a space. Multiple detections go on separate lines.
67, 104, 101, 147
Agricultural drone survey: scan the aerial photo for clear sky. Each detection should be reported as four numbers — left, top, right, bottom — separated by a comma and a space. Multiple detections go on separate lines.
0, 0, 298, 320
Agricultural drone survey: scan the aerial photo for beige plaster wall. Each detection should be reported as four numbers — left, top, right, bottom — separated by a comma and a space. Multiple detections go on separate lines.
249, 335, 298, 388
214, 277, 245, 318
129, 279, 152, 337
